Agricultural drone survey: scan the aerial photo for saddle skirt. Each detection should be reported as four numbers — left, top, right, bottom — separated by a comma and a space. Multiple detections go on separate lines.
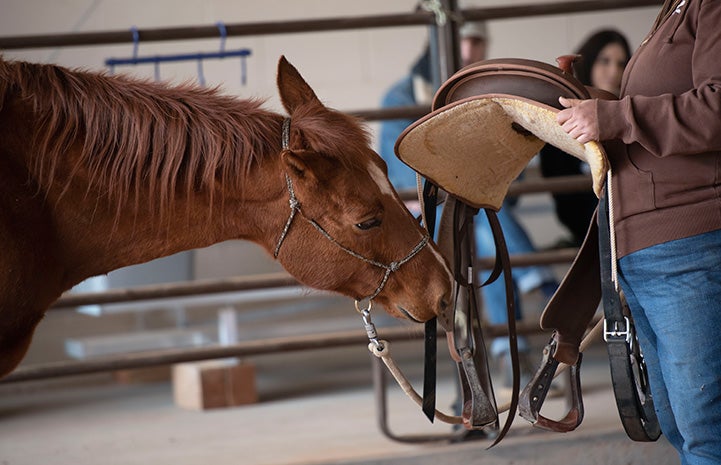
395, 57, 612, 211
395, 94, 607, 210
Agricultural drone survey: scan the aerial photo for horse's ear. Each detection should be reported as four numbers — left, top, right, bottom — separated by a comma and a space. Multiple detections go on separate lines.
277, 56, 323, 114
281, 149, 318, 183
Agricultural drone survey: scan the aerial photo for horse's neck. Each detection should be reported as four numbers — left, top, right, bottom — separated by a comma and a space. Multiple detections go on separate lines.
50, 149, 288, 289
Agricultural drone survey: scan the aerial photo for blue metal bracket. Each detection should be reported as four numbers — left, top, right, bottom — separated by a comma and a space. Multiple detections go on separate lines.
106, 22, 251, 85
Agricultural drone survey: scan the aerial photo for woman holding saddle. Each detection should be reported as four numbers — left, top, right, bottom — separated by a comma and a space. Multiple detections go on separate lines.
557, 1, 721, 463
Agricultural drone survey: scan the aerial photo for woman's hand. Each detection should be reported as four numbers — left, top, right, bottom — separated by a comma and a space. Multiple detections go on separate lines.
557, 97, 599, 144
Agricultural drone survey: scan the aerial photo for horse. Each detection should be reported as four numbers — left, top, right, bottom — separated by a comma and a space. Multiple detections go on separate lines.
0, 55, 453, 379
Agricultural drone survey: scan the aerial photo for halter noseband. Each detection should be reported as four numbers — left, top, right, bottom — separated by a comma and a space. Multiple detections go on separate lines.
273, 118, 430, 302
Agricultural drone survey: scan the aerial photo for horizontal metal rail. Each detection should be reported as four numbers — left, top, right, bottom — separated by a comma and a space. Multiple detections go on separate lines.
2, 321, 558, 384
349, 105, 430, 122
0, 1, 662, 50
52, 272, 298, 309
48, 174, 590, 310
50, 249, 578, 311
397, 174, 592, 200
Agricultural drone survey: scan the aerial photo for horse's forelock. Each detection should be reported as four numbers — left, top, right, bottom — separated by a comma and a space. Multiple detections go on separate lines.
290, 103, 372, 171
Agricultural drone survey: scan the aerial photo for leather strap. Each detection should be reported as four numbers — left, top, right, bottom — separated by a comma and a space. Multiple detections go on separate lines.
519, 209, 601, 431
421, 181, 439, 423
539, 211, 601, 363
598, 188, 661, 442
451, 201, 498, 431
421, 318, 437, 423
434, 196, 523, 443
484, 209, 520, 447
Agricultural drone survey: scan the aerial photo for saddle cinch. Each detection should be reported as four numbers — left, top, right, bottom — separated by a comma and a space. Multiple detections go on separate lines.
395, 57, 660, 443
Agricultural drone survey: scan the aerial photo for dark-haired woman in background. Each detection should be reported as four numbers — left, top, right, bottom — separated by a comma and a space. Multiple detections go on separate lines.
540, 29, 631, 247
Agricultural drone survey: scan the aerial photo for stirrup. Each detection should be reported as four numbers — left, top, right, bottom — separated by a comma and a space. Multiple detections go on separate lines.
447, 304, 498, 430
519, 336, 584, 432
455, 346, 499, 430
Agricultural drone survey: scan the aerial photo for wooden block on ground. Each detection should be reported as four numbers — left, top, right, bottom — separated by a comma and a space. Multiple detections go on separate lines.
172, 359, 258, 410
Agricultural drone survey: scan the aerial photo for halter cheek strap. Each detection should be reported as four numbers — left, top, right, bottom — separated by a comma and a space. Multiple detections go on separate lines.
272, 118, 300, 259
273, 117, 430, 302
272, 172, 299, 259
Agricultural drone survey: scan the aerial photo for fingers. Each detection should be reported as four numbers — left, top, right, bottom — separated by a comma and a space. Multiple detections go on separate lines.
557, 97, 579, 124
559, 96, 572, 108
558, 96, 582, 108
577, 133, 593, 144
556, 97, 599, 143
562, 122, 594, 144
561, 120, 592, 144
557, 108, 573, 125
571, 130, 593, 144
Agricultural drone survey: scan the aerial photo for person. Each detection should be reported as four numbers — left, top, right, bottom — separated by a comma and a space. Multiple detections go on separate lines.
539, 29, 631, 247
556, 1, 721, 463
379, 21, 557, 387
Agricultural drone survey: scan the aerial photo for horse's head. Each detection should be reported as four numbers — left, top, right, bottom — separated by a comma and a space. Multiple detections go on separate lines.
271, 56, 453, 323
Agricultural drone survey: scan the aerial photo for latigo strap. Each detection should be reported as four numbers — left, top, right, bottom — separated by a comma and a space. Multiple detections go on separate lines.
598, 188, 661, 442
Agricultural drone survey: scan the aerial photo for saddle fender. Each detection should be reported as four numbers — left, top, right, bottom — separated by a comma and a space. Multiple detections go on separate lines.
518, 211, 601, 432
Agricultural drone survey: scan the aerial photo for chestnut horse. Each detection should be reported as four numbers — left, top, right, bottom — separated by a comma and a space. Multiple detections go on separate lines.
0, 56, 453, 378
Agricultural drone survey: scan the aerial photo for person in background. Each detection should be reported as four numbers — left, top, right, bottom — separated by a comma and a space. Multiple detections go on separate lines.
540, 29, 631, 247
557, 1, 721, 462
458, 20, 487, 67
379, 21, 557, 389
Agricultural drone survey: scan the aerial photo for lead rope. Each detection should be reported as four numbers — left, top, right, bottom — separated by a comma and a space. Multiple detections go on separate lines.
363, 303, 605, 424
607, 169, 619, 290
357, 300, 462, 425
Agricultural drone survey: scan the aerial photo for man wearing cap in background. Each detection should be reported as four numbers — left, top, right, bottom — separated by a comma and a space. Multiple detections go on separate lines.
459, 20, 487, 67
378, 21, 558, 413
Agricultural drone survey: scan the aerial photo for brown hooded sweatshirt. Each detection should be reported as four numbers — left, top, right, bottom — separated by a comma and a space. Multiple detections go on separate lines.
596, 0, 721, 258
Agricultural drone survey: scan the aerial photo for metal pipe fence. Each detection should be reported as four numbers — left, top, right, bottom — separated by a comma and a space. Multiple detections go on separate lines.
1, 0, 634, 383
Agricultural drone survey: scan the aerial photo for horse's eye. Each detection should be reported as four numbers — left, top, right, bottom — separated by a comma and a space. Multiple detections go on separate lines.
356, 218, 381, 230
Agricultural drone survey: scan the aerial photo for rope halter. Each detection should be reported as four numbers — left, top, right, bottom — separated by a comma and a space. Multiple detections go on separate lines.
273, 117, 430, 302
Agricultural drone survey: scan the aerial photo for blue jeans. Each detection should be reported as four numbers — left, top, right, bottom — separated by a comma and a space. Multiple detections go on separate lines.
476, 206, 557, 357
618, 229, 721, 465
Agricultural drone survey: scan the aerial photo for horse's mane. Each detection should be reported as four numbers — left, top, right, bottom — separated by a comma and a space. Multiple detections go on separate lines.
0, 58, 374, 223
0, 57, 284, 218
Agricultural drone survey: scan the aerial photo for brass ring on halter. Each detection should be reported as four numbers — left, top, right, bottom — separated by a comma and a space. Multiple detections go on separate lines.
354, 299, 373, 314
